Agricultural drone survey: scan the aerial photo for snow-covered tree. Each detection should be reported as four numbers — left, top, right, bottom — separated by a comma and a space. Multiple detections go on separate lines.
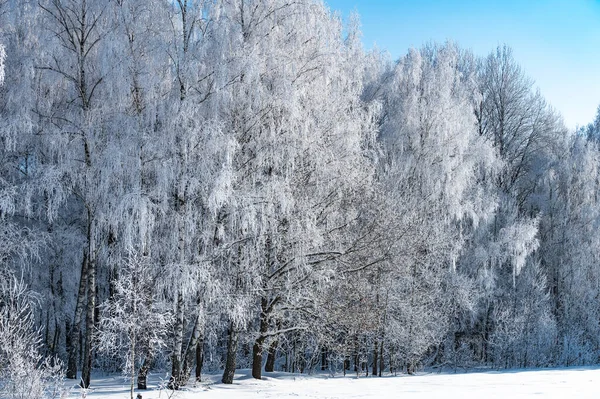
536, 134, 600, 365
457, 45, 561, 366
35, 0, 115, 386
374, 42, 498, 372
3, 0, 600, 381
97, 252, 169, 398
202, 0, 380, 381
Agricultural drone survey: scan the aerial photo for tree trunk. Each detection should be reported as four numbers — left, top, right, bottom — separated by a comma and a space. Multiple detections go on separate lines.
354, 337, 359, 377
67, 252, 88, 379
291, 339, 296, 373
251, 298, 270, 380
169, 291, 185, 390
137, 355, 152, 390
222, 323, 239, 384
373, 340, 378, 377
180, 301, 204, 386
81, 238, 96, 388
265, 339, 278, 372
129, 333, 136, 399
321, 347, 328, 371
251, 337, 266, 380
379, 339, 384, 377
195, 338, 204, 382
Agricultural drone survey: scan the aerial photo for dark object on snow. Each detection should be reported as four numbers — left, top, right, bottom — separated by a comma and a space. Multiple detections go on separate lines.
136, 394, 142, 399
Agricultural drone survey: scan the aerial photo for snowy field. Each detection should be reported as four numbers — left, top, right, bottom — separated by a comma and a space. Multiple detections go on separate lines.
69, 367, 600, 399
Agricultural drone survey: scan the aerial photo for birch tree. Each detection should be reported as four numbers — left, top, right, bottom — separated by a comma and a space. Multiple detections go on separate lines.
37, 0, 112, 386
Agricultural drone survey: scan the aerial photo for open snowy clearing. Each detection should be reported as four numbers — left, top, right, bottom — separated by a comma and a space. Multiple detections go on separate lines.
69, 368, 600, 399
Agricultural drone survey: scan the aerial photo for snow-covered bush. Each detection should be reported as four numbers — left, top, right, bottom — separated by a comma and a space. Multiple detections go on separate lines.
0, 271, 68, 399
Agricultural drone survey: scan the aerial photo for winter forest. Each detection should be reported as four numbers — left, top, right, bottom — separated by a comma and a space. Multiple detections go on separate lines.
2, 0, 600, 397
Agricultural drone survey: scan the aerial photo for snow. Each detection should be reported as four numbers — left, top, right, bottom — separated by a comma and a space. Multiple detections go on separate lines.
69, 368, 600, 399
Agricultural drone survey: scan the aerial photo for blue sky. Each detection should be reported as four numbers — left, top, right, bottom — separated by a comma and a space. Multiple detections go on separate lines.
325, 0, 600, 130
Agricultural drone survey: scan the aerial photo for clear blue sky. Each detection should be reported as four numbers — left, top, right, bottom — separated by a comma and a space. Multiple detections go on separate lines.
325, 0, 600, 130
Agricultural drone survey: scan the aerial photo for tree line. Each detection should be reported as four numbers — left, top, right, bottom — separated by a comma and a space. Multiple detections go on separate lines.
1, 0, 600, 397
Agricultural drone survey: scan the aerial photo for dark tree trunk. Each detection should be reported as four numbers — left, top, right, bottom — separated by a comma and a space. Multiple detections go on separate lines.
195, 338, 204, 382
265, 339, 278, 372
137, 354, 153, 390
81, 242, 96, 388
251, 298, 269, 380
379, 340, 384, 377
321, 347, 327, 371
251, 337, 266, 380
52, 317, 60, 356
67, 252, 88, 379
373, 340, 378, 377
291, 339, 296, 373
353, 338, 359, 377
169, 291, 185, 390
222, 323, 239, 384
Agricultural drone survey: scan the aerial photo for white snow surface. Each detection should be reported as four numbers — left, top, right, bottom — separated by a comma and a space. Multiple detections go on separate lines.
71, 368, 600, 399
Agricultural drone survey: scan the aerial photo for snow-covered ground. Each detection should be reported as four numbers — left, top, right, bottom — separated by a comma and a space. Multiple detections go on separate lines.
69, 367, 600, 399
